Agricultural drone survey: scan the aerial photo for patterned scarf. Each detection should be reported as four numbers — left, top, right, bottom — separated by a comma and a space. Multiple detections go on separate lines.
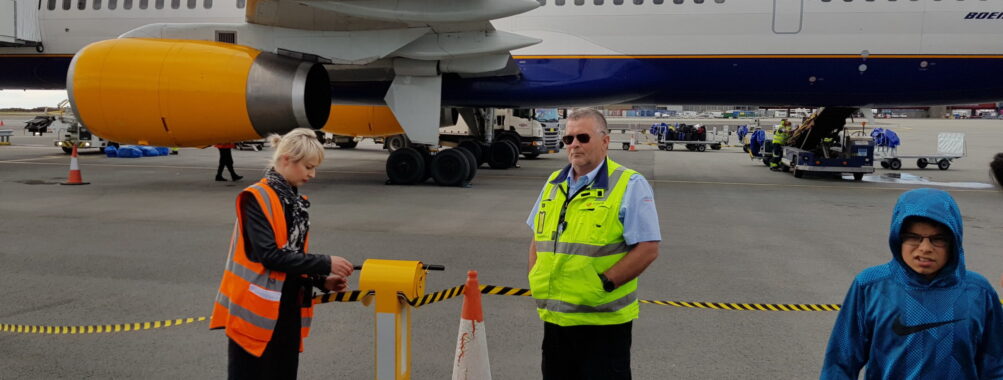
265, 168, 310, 252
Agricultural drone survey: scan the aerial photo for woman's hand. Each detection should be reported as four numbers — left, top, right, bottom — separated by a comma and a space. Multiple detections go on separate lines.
330, 256, 354, 277
323, 275, 348, 292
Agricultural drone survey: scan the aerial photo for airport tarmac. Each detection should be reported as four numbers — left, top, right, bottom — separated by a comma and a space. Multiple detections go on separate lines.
0, 117, 1001, 379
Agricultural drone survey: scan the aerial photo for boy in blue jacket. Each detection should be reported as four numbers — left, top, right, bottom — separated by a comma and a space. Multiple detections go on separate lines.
821, 188, 1003, 379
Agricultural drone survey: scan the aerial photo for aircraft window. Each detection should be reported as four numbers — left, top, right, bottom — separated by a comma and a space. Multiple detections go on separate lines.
155, 0, 163, 9
236, 0, 244, 8
634, 0, 642, 4
595, 0, 603, 4
537, 0, 544, 4
555, 0, 564, 5
171, 0, 179, 8
203, 0, 210, 8
694, 0, 703, 3
614, 0, 623, 4
715, 0, 724, 3
653, 0, 663, 4
108, 0, 116, 9
48, 0, 55, 10
187, 0, 194, 8
93, 0, 100, 9
674, 0, 683, 4
77, 0, 84, 10
575, 0, 583, 5
123, 0, 131, 8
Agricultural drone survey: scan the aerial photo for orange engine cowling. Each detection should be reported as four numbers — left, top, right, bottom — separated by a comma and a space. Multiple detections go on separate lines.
68, 38, 331, 146
321, 105, 405, 137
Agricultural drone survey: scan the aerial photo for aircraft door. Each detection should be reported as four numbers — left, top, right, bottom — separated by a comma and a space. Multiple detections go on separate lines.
772, 0, 803, 34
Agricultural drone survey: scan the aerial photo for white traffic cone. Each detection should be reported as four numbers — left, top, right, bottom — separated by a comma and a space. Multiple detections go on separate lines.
452, 270, 491, 380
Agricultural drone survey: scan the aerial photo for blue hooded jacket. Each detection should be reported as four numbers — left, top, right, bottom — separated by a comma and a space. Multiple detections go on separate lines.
821, 188, 1003, 379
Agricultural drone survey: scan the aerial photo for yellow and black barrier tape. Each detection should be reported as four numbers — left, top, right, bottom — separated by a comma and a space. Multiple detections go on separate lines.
410, 284, 843, 311
0, 316, 207, 335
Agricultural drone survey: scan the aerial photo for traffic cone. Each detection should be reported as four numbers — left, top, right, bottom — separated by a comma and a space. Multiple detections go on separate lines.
61, 145, 89, 185
451, 270, 491, 380
0, 120, 4, 126
629, 134, 637, 151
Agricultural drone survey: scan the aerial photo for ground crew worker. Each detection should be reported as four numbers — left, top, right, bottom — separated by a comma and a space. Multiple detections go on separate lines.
526, 108, 661, 379
210, 128, 354, 380
215, 143, 243, 182
770, 120, 790, 171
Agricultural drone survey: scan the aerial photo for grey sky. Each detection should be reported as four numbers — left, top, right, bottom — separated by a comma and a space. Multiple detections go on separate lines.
0, 90, 69, 109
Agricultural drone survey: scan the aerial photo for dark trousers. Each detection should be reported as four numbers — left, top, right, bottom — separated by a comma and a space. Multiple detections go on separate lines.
542, 321, 632, 380
771, 143, 783, 166
217, 148, 238, 178
227, 291, 302, 379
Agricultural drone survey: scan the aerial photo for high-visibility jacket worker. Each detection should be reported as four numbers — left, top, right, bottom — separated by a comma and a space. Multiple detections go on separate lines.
529, 158, 642, 326
210, 180, 315, 357
770, 123, 790, 168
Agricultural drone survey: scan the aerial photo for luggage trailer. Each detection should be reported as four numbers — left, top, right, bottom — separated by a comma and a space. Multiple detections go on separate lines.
875, 132, 965, 171
779, 135, 876, 181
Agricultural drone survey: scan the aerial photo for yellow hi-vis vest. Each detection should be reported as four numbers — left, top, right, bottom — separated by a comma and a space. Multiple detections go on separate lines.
772, 126, 788, 145
529, 158, 639, 326
210, 179, 314, 357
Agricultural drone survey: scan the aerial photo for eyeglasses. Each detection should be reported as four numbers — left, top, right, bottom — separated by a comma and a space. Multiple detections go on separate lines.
900, 233, 950, 248
562, 133, 596, 145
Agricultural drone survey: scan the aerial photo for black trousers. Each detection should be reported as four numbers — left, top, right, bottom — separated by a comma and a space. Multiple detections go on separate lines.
217, 148, 238, 178
227, 284, 303, 380
542, 321, 632, 380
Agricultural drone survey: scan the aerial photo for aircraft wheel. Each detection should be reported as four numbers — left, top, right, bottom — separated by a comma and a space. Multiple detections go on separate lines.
386, 147, 426, 185
937, 159, 951, 170
454, 147, 478, 182
502, 140, 520, 168
889, 158, 902, 170
916, 158, 928, 169
458, 141, 484, 167
384, 134, 409, 152
431, 148, 471, 187
488, 141, 517, 169
696, 144, 707, 152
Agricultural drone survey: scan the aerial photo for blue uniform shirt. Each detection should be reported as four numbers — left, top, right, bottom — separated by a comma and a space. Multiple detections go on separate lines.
526, 160, 661, 245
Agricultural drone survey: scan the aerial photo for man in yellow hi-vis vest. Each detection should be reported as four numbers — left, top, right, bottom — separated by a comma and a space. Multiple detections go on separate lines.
527, 108, 661, 380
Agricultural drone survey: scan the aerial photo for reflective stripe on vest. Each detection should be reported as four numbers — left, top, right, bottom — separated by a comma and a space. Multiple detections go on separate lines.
209, 179, 314, 357
529, 158, 640, 327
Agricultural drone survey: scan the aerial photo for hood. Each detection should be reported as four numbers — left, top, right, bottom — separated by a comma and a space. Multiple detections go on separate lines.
888, 188, 965, 287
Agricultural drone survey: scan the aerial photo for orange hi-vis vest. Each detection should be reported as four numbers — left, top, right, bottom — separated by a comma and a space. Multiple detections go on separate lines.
210, 179, 313, 357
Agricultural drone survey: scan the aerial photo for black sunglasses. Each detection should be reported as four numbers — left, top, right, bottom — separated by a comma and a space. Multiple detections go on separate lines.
562, 133, 595, 145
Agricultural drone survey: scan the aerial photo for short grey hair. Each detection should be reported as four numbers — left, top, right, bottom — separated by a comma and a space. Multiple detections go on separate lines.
567, 108, 609, 135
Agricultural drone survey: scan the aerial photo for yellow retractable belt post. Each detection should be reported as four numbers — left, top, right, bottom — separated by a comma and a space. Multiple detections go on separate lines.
357, 259, 443, 380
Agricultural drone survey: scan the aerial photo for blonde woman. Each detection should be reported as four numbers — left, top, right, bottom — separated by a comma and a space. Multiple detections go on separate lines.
210, 128, 354, 379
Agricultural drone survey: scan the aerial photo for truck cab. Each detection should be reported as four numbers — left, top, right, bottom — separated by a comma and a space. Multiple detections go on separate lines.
494, 108, 562, 159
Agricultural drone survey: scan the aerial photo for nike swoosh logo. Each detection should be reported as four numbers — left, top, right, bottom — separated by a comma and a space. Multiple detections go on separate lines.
892, 316, 963, 336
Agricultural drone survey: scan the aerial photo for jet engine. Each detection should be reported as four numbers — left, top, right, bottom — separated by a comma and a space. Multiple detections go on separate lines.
67, 38, 330, 146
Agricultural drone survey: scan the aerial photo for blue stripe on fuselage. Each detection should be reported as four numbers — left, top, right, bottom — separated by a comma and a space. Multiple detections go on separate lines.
5, 55, 1003, 106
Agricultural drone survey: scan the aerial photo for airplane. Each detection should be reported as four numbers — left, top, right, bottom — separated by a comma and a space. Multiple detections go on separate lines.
2, 0, 1002, 186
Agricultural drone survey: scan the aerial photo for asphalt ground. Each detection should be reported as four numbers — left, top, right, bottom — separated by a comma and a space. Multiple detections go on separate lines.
0, 116, 1001, 379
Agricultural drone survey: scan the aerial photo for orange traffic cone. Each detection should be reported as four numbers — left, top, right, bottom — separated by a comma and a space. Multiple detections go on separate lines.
629, 134, 637, 151
61, 145, 89, 185
0, 120, 4, 126
452, 270, 491, 380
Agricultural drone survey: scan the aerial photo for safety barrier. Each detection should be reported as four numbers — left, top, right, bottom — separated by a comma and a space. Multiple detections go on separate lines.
0, 284, 848, 335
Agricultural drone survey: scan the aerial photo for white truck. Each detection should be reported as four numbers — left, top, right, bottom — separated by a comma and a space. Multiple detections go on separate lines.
440, 108, 563, 159
51, 100, 115, 153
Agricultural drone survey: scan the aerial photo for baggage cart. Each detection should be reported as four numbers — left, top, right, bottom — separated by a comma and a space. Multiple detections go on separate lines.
875, 133, 965, 170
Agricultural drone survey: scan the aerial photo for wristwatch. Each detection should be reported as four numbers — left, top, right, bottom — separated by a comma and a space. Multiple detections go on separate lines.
598, 273, 616, 292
